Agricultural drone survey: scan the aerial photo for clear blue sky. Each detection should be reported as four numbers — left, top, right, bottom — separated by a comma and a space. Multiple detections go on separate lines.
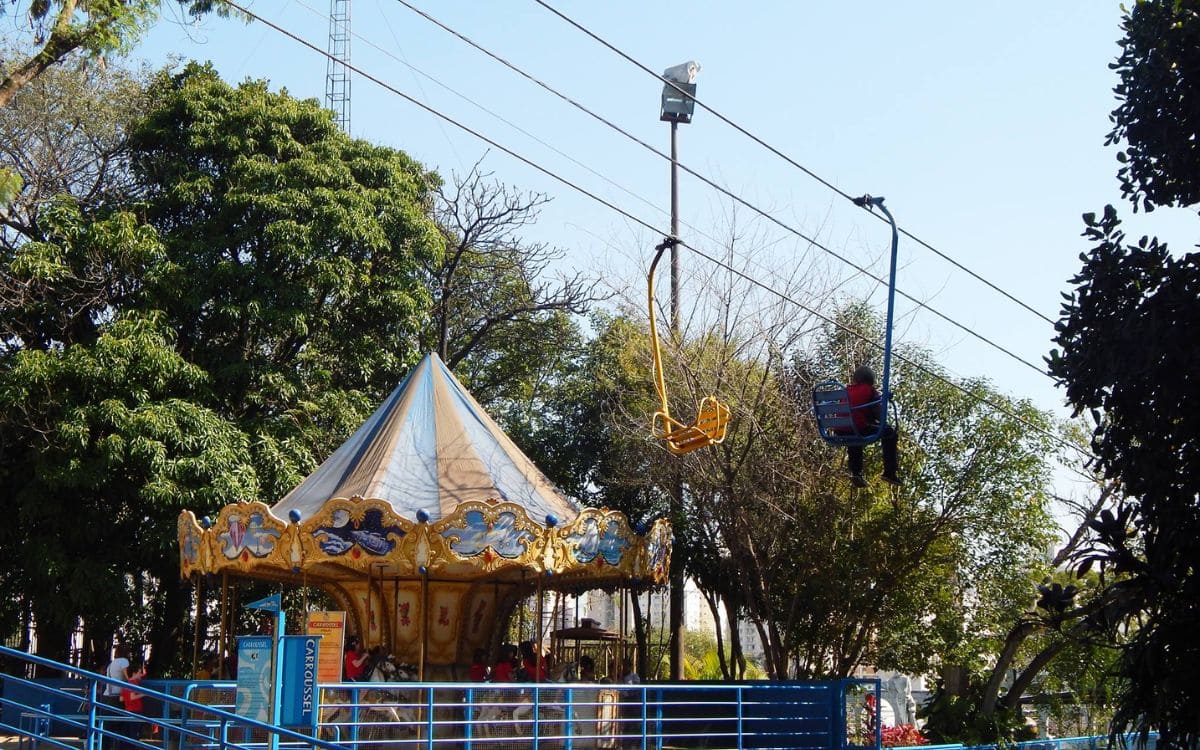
133, 1, 1197, 506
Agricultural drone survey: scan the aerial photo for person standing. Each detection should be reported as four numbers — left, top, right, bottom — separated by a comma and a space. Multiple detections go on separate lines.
120, 660, 152, 744
103, 645, 131, 708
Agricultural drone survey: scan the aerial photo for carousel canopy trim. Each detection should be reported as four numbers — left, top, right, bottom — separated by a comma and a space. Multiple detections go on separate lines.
271, 353, 579, 524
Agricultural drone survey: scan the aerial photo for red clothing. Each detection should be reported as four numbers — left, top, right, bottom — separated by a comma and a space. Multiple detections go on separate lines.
468, 663, 488, 682
344, 650, 367, 681
492, 661, 514, 682
121, 675, 144, 713
522, 657, 548, 682
846, 383, 880, 432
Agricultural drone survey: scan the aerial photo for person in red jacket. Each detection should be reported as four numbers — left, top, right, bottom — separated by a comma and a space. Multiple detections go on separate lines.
846, 365, 900, 487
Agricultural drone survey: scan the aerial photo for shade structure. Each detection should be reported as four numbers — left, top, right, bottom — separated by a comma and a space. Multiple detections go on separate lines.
178, 353, 670, 673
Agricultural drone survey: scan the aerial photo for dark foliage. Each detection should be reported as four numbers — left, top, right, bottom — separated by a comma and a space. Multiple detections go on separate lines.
1108, 0, 1200, 211
1049, 205, 1200, 747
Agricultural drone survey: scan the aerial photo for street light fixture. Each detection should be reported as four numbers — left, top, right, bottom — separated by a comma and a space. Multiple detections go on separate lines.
660, 61, 700, 123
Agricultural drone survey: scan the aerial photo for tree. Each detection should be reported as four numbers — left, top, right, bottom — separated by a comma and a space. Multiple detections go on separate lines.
0, 63, 444, 670
419, 159, 602, 408
0, 206, 258, 667
536, 211, 1060, 683
126, 63, 443, 499
1107, 0, 1200, 212
0, 0, 220, 110
1047, 1, 1200, 745
1, 58, 150, 340
1049, 208, 1200, 747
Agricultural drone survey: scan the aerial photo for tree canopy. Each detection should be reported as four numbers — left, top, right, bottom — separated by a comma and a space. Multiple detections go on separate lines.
1048, 1, 1200, 745
0, 62, 443, 669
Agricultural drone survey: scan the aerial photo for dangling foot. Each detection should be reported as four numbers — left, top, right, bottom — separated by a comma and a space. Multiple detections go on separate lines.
882, 472, 902, 486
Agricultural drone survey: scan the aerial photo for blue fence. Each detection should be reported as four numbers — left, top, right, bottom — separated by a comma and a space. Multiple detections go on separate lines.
0, 645, 880, 750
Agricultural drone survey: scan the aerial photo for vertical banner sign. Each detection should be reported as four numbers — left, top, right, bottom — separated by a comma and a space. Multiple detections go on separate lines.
279, 635, 320, 729
235, 636, 273, 723
304, 611, 346, 683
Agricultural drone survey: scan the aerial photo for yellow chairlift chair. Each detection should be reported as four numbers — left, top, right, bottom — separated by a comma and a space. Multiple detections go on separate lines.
647, 238, 731, 455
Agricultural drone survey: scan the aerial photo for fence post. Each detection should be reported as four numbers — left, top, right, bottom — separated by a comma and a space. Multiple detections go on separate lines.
464, 687, 474, 750
426, 687, 435, 750
832, 680, 845, 750
736, 685, 745, 750
564, 687, 574, 750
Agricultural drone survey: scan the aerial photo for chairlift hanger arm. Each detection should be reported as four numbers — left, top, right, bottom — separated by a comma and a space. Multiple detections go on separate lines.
646, 236, 730, 455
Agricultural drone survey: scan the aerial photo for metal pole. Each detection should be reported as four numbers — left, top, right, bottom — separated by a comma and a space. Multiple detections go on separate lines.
419, 569, 428, 681
669, 120, 680, 332
668, 118, 685, 682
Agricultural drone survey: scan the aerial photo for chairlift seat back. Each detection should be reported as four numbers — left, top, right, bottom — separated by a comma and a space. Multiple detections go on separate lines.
812, 380, 884, 447
654, 396, 731, 455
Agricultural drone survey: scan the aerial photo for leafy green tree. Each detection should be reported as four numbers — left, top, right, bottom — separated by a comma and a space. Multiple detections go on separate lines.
126, 63, 443, 499
0, 205, 257, 666
1047, 1, 1200, 745
1, 63, 444, 670
1107, 0, 1200, 212
0, 0, 220, 109
1050, 207, 1200, 746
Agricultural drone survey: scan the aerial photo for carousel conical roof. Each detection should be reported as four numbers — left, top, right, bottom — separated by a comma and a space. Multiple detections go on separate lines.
271, 352, 579, 525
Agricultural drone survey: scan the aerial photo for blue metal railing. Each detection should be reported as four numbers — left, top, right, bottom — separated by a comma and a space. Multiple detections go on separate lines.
1, 645, 880, 749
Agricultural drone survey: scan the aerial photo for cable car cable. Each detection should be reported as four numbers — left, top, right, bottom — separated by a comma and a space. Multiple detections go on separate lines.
223, 0, 1090, 463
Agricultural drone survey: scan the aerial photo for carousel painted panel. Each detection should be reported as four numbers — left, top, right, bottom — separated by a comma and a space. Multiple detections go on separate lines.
392, 583, 422, 664
211, 502, 286, 571
304, 497, 411, 572
177, 512, 210, 577
339, 580, 386, 647
434, 501, 542, 574
642, 519, 672, 584
425, 584, 467, 664
458, 586, 499, 653
562, 510, 633, 572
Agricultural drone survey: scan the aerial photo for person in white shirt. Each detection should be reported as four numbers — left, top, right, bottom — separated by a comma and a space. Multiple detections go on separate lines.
103, 645, 131, 706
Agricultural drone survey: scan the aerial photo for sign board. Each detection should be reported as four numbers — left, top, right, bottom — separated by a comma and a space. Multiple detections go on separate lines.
279, 635, 320, 729
305, 611, 346, 683
235, 636, 273, 723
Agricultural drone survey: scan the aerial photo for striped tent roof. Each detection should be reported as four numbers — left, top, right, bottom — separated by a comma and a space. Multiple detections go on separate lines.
271, 353, 579, 525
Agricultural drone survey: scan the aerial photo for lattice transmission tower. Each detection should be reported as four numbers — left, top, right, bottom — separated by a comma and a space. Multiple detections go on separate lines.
326, 0, 351, 132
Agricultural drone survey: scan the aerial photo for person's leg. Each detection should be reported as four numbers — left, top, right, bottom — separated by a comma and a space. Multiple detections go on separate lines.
881, 427, 900, 483
847, 445, 866, 486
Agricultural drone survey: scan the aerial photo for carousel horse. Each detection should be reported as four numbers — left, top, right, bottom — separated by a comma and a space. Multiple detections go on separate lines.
321, 654, 418, 744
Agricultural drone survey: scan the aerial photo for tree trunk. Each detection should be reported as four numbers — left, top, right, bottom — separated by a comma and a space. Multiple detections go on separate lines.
631, 590, 648, 680
0, 0, 82, 110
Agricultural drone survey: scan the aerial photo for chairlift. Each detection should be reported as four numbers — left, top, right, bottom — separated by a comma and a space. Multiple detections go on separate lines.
812, 195, 900, 448
647, 237, 731, 455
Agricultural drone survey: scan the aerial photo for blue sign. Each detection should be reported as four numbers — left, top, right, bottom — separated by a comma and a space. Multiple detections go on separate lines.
279, 636, 321, 728
246, 593, 282, 612
235, 636, 273, 723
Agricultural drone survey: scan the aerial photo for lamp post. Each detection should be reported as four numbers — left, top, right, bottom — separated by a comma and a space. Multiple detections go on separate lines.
659, 60, 699, 682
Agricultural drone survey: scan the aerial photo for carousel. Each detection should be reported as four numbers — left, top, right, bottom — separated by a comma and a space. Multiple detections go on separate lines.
177, 353, 670, 679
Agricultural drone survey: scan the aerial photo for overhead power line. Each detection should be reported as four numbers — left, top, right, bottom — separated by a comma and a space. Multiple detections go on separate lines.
220, 0, 1088, 461
532, 0, 1058, 329
391, 0, 1052, 380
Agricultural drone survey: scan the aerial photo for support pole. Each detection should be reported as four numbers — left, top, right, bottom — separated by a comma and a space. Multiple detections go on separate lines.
419, 569, 429, 681
668, 118, 686, 682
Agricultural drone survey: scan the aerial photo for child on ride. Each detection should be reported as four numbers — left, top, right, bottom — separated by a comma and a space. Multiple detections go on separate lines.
846, 365, 901, 488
